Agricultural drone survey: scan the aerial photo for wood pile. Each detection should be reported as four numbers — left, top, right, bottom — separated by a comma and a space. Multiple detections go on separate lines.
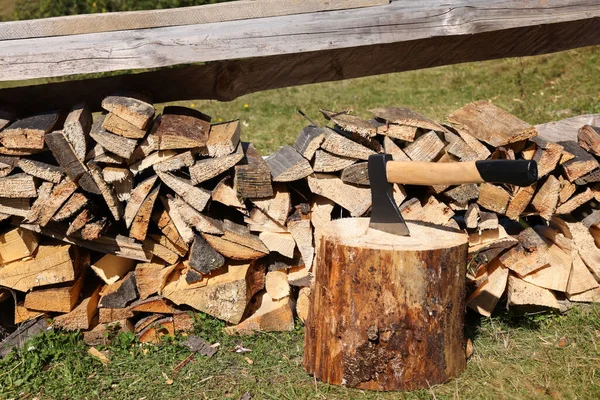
0, 94, 599, 347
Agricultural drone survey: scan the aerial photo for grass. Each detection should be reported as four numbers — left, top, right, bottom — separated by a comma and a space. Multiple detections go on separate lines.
0, 306, 599, 399
0, 0, 15, 19
0, 40, 600, 399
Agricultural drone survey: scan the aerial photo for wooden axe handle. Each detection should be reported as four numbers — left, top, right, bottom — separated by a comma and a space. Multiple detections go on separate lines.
386, 160, 537, 186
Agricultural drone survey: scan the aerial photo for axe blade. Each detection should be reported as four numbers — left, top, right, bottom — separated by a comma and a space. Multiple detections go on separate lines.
368, 154, 410, 236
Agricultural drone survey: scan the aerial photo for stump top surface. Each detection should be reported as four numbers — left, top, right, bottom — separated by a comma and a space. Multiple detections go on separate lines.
322, 218, 467, 251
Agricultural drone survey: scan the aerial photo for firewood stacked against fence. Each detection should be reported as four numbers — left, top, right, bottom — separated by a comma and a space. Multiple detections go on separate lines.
0, 95, 599, 346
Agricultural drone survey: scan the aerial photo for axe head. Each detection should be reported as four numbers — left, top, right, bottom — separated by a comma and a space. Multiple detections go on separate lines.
368, 154, 410, 236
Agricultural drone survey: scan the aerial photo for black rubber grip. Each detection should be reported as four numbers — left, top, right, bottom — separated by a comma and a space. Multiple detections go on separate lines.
475, 160, 538, 187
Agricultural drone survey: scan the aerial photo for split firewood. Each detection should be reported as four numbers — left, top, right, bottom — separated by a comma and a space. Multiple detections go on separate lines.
468, 226, 511, 247
15, 303, 44, 325
555, 188, 594, 214
506, 183, 537, 220
0, 155, 18, 178
531, 176, 560, 220
477, 183, 510, 215
63, 104, 92, 162
370, 119, 418, 142
574, 169, 600, 185
137, 313, 194, 343
189, 144, 244, 185
403, 130, 445, 162
499, 228, 551, 276
444, 184, 480, 206
158, 196, 195, 244
98, 308, 134, 324
234, 142, 273, 199
558, 140, 599, 182
17, 159, 63, 183
265, 145, 313, 182
551, 217, 600, 281
90, 115, 138, 159
251, 186, 291, 226
464, 203, 480, 229
212, 179, 247, 214
133, 314, 162, 334
134, 260, 169, 300
86, 143, 125, 164
369, 107, 446, 132
448, 100, 537, 147
245, 208, 287, 233
296, 287, 311, 323
130, 150, 176, 175
383, 136, 411, 161
293, 126, 325, 160
0, 107, 15, 131
53, 193, 88, 221
401, 196, 454, 226
28, 178, 77, 226
320, 129, 376, 160
478, 211, 498, 231
154, 106, 210, 150
101, 94, 155, 130
163, 261, 264, 324
202, 233, 267, 260
265, 270, 291, 300
530, 136, 563, 178
288, 265, 313, 287
87, 162, 122, 221
83, 320, 134, 346
24, 270, 86, 313
0, 227, 39, 264
66, 209, 92, 236
221, 220, 269, 254
124, 175, 158, 228
0, 110, 61, 149
167, 195, 223, 235
520, 241, 571, 292
577, 125, 600, 156
522, 143, 536, 160
287, 219, 314, 271
207, 120, 241, 157
320, 110, 376, 138
568, 287, 600, 303
340, 162, 369, 185
129, 296, 176, 314
23, 181, 53, 223
468, 238, 517, 271
259, 232, 296, 259
157, 171, 210, 213
102, 166, 133, 202
142, 238, 179, 265
188, 234, 225, 275
507, 274, 560, 310
91, 254, 136, 285
0, 243, 78, 292
0, 317, 50, 358
148, 234, 187, 258
225, 291, 295, 334
151, 207, 190, 250
153, 151, 195, 173
98, 271, 138, 309
129, 185, 160, 241
307, 174, 371, 217
0, 174, 37, 198
466, 258, 509, 317
102, 112, 147, 139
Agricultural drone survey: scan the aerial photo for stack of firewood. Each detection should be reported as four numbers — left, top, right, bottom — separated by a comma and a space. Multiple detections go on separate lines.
0, 94, 598, 347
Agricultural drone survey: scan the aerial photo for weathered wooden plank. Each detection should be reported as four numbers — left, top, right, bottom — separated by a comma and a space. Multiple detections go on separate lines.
0, 1, 598, 83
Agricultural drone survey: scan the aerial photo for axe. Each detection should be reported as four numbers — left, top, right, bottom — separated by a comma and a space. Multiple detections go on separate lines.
368, 154, 538, 236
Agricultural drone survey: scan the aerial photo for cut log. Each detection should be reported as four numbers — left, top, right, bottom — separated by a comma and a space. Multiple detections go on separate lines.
130, 185, 160, 241
293, 126, 325, 160
0, 227, 39, 264
321, 110, 376, 138
142, 238, 179, 265
465, 203, 480, 229
577, 125, 600, 156
369, 107, 446, 132
558, 140, 599, 182
448, 100, 537, 147
207, 120, 240, 157
189, 144, 244, 184
102, 112, 147, 139
0, 174, 37, 198
531, 175, 560, 220
53, 193, 88, 221
24, 270, 86, 313
101, 94, 155, 130
154, 106, 210, 150
225, 291, 295, 334
28, 178, 77, 226
555, 188, 594, 214
188, 234, 225, 275
466, 258, 509, 317
530, 136, 563, 178
98, 271, 138, 309
403, 130, 445, 162
87, 161, 122, 221
152, 207, 190, 250
304, 218, 467, 390
0, 243, 78, 292
321, 130, 375, 160
499, 228, 551, 276
52, 284, 101, 331
91, 254, 136, 285
506, 183, 537, 220
265, 270, 290, 300
296, 287, 311, 323
17, 159, 62, 183
265, 145, 313, 182
125, 175, 158, 228
507, 274, 560, 310
0, 110, 60, 149
259, 232, 296, 259
153, 150, 195, 173
90, 115, 138, 159
477, 183, 510, 215
307, 174, 371, 217
156, 171, 210, 213
130, 150, 176, 175
234, 142, 273, 199
163, 261, 264, 324
63, 104, 91, 162
212, 179, 247, 214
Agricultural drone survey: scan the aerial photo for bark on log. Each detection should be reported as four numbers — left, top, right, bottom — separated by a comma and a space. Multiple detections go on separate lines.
304, 218, 468, 391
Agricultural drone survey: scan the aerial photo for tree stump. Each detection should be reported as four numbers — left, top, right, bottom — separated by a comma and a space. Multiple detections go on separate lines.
304, 218, 468, 391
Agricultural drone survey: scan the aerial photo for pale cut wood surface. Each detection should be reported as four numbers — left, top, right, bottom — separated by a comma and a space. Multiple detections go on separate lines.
0, 1, 598, 84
